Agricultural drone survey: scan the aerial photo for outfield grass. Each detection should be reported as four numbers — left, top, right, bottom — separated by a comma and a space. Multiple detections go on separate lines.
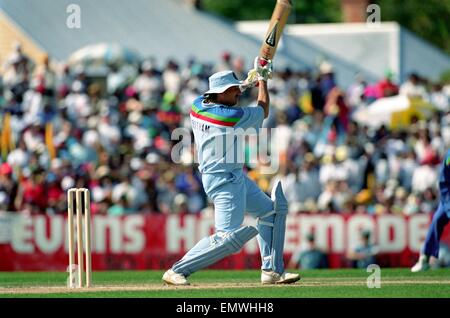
0, 269, 449, 298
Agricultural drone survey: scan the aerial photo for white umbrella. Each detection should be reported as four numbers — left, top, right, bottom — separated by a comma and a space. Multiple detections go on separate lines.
353, 95, 436, 129
68, 43, 142, 69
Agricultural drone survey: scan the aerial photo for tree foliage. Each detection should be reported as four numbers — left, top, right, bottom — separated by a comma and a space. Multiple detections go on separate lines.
201, 0, 342, 24
201, 0, 450, 55
375, 0, 450, 55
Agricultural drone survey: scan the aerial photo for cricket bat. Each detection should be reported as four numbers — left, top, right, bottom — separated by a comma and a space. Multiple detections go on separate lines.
259, 0, 292, 64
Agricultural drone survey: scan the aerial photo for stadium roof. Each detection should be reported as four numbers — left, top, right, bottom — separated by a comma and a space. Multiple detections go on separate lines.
237, 21, 450, 87
0, 0, 300, 69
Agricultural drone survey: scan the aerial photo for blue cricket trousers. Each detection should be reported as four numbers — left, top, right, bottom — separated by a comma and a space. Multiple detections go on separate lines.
423, 202, 450, 258
201, 169, 275, 269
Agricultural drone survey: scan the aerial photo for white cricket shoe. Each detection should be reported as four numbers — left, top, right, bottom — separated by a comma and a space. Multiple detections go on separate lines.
162, 269, 190, 286
411, 255, 430, 272
261, 270, 301, 284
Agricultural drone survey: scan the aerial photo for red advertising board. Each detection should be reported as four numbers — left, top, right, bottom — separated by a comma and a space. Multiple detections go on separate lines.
0, 212, 449, 271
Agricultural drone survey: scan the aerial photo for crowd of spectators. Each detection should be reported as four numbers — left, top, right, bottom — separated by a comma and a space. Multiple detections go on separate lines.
1, 44, 449, 217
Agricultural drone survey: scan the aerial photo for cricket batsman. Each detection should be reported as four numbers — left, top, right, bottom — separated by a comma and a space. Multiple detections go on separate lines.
412, 149, 450, 272
162, 57, 300, 285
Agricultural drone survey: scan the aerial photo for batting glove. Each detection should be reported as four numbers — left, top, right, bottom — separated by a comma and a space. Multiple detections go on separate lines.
254, 56, 273, 81
242, 57, 274, 90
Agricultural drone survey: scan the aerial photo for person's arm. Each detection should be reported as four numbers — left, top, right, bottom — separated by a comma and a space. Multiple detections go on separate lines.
257, 80, 270, 118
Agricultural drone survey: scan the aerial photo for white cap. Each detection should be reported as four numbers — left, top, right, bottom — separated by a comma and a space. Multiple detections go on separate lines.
204, 70, 242, 94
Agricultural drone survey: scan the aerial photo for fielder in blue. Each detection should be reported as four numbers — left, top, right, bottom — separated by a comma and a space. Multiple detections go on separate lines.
162, 58, 300, 285
412, 149, 450, 272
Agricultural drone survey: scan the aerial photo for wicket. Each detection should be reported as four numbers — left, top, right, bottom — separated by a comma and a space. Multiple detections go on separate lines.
67, 188, 92, 288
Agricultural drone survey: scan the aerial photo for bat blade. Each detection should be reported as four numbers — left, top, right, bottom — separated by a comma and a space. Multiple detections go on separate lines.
259, 0, 292, 62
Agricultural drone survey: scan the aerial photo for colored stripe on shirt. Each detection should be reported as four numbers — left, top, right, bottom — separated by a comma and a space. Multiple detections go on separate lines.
191, 97, 243, 127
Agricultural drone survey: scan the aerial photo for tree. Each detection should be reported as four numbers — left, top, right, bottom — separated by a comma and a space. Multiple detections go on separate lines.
375, 0, 450, 55
201, 0, 450, 55
201, 0, 342, 24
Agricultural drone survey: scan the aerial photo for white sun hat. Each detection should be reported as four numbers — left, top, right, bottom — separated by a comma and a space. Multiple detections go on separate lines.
204, 70, 242, 94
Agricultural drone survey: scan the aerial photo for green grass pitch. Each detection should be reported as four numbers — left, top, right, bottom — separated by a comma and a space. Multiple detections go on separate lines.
0, 269, 449, 298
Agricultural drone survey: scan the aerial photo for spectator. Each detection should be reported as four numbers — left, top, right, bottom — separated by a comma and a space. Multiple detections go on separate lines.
108, 195, 132, 215
288, 233, 328, 269
399, 73, 428, 100
162, 60, 181, 95
347, 230, 379, 268
375, 70, 399, 98
214, 51, 233, 73
411, 154, 439, 193
0, 163, 17, 211
430, 83, 449, 112
284, 154, 321, 209
133, 59, 163, 109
